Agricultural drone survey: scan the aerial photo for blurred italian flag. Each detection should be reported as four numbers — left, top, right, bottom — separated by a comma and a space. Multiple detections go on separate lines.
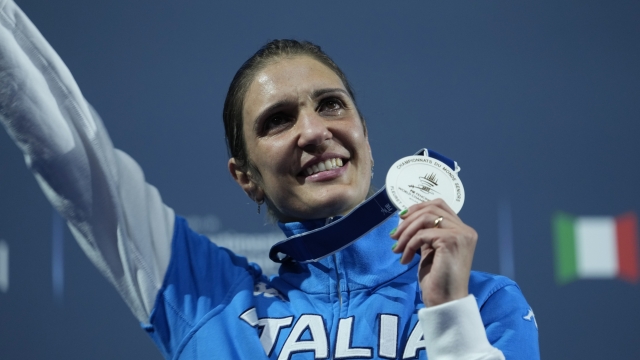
553, 212, 639, 285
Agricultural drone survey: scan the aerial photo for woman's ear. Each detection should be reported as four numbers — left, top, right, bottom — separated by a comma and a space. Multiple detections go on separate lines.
228, 158, 264, 202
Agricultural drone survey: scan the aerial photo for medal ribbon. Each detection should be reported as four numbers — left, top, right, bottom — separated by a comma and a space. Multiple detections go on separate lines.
269, 148, 457, 263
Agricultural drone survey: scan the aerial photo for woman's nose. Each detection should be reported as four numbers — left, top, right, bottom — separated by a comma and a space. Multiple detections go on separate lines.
297, 111, 332, 150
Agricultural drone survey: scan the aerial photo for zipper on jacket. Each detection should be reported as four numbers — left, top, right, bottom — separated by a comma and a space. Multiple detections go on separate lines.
333, 254, 343, 309
326, 217, 343, 309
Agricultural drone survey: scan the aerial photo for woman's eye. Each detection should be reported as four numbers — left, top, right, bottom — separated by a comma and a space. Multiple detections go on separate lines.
319, 98, 343, 113
263, 114, 291, 132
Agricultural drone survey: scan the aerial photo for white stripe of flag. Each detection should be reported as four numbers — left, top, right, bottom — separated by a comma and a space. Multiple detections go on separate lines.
575, 217, 619, 278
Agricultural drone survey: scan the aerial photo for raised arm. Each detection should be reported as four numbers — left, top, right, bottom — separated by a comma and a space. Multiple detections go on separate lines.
0, 0, 174, 322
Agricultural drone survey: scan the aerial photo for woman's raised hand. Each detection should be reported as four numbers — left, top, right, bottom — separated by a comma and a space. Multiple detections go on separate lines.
390, 198, 478, 307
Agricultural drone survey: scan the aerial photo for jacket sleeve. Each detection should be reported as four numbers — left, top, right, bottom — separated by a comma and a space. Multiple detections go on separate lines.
419, 295, 506, 360
419, 284, 540, 360
480, 284, 540, 359
0, 0, 175, 323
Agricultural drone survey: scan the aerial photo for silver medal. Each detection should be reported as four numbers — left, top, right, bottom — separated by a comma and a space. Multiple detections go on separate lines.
385, 154, 465, 213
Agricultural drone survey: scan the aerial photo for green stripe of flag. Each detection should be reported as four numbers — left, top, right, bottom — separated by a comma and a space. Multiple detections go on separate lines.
553, 212, 577, 284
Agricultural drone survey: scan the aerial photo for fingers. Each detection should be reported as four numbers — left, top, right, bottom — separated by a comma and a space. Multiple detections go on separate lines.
392, 210, 446, 250
396, 228, 448, 264
399, 199, 460, 230
389, 198, 474, 265
391, 199, 459, 244
407, 198, 458, 219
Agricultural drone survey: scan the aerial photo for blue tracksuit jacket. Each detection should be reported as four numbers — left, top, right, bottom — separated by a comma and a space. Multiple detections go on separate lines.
145, 214, 538, 359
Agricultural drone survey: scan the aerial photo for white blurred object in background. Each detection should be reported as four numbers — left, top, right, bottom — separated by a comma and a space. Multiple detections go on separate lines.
0, 239, 8, 293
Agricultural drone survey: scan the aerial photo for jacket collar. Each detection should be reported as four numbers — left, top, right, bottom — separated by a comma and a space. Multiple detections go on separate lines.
274, 214, 419, 294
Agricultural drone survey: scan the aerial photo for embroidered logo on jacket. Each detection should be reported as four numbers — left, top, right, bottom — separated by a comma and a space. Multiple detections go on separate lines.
523, 308, 538, 329
253, 281, 286, 301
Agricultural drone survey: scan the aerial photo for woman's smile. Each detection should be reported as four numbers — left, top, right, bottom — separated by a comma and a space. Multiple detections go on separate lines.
300, 157, 348, 182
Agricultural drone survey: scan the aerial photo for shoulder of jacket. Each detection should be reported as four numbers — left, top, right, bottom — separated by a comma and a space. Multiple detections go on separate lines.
469, 271, 521, 305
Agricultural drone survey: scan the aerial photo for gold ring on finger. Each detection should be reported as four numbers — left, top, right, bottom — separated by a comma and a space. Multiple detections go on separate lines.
433, 216, 444, 228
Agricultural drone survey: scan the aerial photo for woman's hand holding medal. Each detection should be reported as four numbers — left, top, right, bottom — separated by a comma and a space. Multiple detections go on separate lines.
390, 198, 478, 307
386, 151, 472, 307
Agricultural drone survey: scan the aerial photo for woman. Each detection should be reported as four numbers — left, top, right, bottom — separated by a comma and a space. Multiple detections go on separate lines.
0, 1, 539, 359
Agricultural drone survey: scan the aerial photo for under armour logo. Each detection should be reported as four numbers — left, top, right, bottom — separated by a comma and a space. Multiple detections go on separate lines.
254, 282, 286, 301
523, 308, 538, 329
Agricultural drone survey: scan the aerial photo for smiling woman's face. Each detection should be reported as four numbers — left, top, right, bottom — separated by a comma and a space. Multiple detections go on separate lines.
230, 56, 372, 222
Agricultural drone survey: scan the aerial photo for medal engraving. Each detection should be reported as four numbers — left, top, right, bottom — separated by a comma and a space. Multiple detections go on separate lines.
385, 155, 465, 213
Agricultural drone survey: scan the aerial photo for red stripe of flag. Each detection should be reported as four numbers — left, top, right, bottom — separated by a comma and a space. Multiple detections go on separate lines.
616, 212, 639, 283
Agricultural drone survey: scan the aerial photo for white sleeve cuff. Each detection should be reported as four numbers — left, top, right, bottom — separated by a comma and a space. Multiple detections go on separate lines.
418, 294, 505, 360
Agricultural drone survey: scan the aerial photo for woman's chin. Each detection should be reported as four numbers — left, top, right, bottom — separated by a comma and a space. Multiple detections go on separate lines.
273, 184, 369, 222
305, 192, 366, 219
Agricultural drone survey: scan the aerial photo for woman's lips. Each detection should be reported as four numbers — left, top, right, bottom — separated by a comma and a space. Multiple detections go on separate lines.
302, 157, 345, 176
303, 161, 349, 182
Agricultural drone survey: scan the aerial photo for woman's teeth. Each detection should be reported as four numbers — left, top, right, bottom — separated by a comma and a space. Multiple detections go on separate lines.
305, 158, 344, 176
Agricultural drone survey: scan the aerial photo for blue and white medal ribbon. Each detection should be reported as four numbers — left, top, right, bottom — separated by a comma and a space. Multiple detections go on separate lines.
269, 148, 464, 263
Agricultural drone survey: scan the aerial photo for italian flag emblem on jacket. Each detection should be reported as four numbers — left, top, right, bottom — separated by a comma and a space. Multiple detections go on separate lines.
553, 212, 639, 284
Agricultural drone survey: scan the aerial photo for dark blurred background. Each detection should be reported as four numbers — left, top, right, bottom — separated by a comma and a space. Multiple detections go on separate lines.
1, 0, 639, 358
